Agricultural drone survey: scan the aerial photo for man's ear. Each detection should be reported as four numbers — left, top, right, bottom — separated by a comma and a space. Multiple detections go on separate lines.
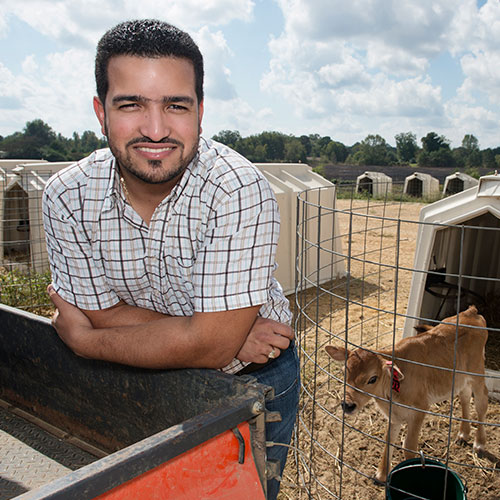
93, 96, 106, 136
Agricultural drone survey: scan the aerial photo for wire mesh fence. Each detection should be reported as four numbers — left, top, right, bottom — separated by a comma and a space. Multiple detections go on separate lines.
0, 163, 59, 315
2, 162, 499, 499
288, 182, 500, 500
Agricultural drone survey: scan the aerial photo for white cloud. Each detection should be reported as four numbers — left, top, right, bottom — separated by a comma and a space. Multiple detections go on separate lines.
195, 27, 237, 100
365, 42, 429, 76
452, 1, 500, 112
3, 0, 500, 148
0, 63, 15, 92
203, 97, 272, 137
0, 7, 8, 38
259, 0, 500, 146
21, 55, 38, 74
334, 76, 443, 118
444, 99, 499, 148
319, 52, 370, 89
276, 0, 457, 54
2, 0, 256, 49
0, 3, 254, 137
0, 48, 98, 137
459, 51, 500, 106
449, 0, 500, 54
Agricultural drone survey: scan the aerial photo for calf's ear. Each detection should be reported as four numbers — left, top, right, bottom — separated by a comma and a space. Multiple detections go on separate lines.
385, 361, 405, 381
414, 324, 432, 334
325, 345, 349, 361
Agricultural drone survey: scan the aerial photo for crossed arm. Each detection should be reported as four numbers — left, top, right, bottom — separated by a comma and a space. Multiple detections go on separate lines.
48, 286, 293, 370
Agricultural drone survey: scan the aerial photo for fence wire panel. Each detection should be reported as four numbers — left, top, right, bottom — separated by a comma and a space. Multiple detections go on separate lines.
288, 184, 500, 500
0, 166, 55, 315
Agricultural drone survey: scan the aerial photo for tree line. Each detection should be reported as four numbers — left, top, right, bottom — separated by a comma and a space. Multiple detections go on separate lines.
2, 119, 499, 172
213, 130, 500, 171
0, 119, 107, 162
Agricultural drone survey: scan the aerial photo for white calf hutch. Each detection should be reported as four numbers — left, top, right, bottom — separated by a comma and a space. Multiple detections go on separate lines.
256, 163, 345, 295
404, 174, 500, 399
356, 171, 392, 197
0, 159, 48, 171
443, 171, 479, 197
0, 161, 72, 272
403, 172, 440, 199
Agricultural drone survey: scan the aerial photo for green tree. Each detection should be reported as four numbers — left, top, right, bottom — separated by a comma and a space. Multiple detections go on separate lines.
417, 148, 454, 167
80, 130, 106, 154
395, 131, 417, 163
40, 140, 69, 161
308, 134, 322, 157
421, 132, 450, 153
418, 132, 453, 167
323, 140, 348, 163
252, 144, 268, 162
0, 119, 57, 158
299, 135, 312, 156
481, 148, 496, 170
284, 139, 306, 163
0, 132, 28, 158
462, 134, 479, 151
452, 147, 467, 168
259, 131, 286, 160
460, 134, 481, 168
233, 136, 255, 159
24, 119, 56, 144
350, 134, 394, 166
212, 130, 242, 149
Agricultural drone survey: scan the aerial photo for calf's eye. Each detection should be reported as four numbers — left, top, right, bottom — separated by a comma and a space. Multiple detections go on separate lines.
367, 376, 377, 384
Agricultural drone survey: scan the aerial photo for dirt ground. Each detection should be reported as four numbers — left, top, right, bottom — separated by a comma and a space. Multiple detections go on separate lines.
279, 199, 500, 500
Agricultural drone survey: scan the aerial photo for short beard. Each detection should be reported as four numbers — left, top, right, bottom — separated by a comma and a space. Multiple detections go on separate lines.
107, 134, 199, 185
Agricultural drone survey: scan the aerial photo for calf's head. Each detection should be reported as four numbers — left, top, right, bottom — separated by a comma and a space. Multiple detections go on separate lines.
325, 345, 404, 415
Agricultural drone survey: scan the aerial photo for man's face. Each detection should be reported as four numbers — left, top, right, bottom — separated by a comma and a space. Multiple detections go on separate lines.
93, 55, 203, 186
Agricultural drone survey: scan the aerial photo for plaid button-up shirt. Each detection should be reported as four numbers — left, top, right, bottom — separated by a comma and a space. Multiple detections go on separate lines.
42, 137, 291, 373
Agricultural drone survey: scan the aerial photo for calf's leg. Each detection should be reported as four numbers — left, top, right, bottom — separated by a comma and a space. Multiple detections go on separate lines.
376, 421, 402, 483
471, 378, 489, 454
403, 410, 425, 459
457, 387, 472, 443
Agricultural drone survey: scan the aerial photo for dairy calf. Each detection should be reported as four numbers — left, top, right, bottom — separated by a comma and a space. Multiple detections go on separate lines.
326, 305, 489, 483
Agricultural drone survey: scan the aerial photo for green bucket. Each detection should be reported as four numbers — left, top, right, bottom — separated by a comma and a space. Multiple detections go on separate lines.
386, 457, 467, 500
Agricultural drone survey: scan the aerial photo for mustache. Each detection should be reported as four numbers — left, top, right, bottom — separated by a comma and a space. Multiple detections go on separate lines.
126, 137, 183, 148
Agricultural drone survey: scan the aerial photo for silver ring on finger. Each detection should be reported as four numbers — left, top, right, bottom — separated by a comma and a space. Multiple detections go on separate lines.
268, 347, 277, 359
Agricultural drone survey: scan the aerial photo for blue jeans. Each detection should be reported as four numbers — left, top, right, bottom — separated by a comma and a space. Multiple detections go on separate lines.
250, 344, 300, 500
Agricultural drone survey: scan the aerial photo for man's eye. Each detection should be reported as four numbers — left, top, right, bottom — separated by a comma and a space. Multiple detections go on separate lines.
169, 104, 188, 111
119, 103, 138, 110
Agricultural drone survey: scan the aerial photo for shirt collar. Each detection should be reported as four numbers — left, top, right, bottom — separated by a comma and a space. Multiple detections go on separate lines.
102, 141, 203, 214
103, 156, 126, 213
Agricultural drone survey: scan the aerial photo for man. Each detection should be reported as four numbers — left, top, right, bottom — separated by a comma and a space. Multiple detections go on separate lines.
43, 19, 299, 499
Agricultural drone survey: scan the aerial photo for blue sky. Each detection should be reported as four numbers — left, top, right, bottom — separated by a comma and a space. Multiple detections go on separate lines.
1, 0, 499, 149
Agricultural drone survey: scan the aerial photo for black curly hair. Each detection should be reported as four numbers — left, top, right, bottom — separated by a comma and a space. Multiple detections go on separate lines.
95, 19, 204, 105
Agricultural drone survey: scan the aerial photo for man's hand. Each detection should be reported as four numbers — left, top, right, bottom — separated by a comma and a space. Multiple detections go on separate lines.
236, 316, 294, 364
48, 285, 94, 357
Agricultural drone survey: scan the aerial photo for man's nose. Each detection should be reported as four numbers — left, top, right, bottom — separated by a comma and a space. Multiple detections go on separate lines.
140, 107, 171, 142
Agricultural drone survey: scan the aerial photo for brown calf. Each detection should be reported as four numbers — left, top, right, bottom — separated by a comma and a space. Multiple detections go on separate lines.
326, 305, 489, 483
